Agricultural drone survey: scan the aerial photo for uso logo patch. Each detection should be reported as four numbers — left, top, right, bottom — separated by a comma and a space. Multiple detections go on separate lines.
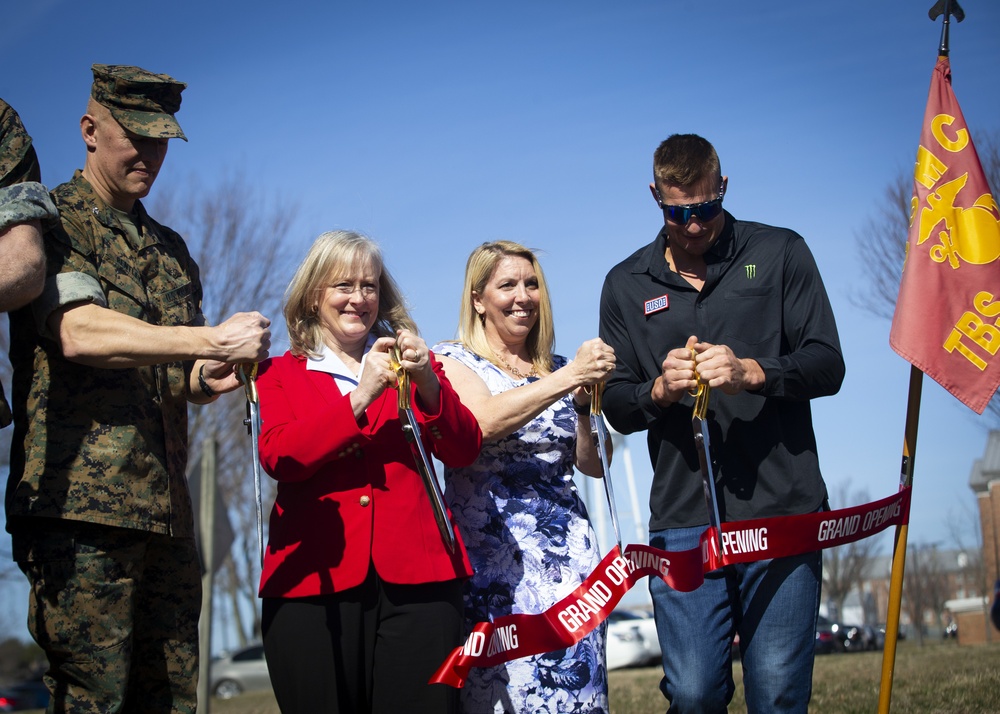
644, 295, 668, 315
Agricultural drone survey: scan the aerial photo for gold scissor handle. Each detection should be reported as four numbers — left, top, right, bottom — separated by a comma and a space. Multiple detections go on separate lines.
389, 346, 411, 410
693, 380, 711, 420
687, 347, 701, 398
687, 348, 710, 418
581, 383, 605, 416
590, 382, 604, 417
237, 363, 259, 404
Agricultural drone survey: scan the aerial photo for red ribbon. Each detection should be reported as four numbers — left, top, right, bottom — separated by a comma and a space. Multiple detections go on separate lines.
431, 487, 910, 687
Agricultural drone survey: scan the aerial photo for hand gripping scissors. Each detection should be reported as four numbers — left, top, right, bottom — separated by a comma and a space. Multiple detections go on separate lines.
389, 346, 458, 553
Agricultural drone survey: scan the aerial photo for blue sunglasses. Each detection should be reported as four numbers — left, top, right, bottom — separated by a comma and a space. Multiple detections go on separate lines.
658, 185, 726, 225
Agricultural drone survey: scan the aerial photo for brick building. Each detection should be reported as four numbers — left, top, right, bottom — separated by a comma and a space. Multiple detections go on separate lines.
963, 429, 1000, 644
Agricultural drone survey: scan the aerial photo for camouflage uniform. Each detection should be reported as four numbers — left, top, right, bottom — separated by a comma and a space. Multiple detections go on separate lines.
0, 98, 58, 428
5, 67, 203, 714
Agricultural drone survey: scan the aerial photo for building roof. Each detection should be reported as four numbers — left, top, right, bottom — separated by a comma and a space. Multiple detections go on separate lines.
944, 596, 988, 613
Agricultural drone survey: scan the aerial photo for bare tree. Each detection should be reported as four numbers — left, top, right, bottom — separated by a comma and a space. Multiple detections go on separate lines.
853, 129, 1000, 419
822, 481, 884, 622
946, 497, 987, 599
151, 172, 302, 646
901, 542, 954, 646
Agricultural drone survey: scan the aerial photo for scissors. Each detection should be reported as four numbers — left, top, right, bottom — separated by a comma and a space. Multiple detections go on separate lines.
237, 363, 265, 568
690, 349, 723, 556
589, 383, 622, 551
389, 346, 458, 553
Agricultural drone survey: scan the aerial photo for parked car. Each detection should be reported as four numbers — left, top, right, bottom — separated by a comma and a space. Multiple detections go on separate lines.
209, 643, 272, 699
607, 609, 655, 670
842, 624, 872, 652
878, 623, 907, 641
606, 608, 660, 666
0, 678, 49, 711
815, 615, 848, 654
863, 624, 885, 650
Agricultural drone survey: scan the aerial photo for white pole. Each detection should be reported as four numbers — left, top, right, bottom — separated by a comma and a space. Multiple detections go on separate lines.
197, 437, 217, 713
611, 428, 645, 545
590, 467, 609, 553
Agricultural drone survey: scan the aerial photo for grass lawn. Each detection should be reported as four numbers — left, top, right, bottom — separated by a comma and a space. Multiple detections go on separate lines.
21, 639, 1000, 713
609, 639, 1000, 714
203, 639, 1000, 713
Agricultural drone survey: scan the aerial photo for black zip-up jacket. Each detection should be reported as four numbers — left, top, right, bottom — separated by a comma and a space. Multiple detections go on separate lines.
599, 213, 845, 530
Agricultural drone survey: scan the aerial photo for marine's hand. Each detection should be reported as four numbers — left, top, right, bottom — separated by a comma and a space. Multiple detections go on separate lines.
214, 311, 271, 362
198, 359, 242, 396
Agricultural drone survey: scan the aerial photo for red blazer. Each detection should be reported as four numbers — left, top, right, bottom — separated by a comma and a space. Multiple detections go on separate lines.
256, 350, 481, 598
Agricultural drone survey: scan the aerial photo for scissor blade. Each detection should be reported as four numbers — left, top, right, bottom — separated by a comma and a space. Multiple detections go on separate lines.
400, 407, 458, 553
247, 401, 265, 568
591, 413, 622, 550
693, 415, 723, 557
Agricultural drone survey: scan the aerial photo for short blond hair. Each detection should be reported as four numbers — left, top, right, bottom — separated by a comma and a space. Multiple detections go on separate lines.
653, 133, 721, 190
454, 240, 554, 373
284, 231, 415, 357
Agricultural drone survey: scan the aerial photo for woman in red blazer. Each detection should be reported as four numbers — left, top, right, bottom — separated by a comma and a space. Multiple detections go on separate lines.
256, 230, 482, 714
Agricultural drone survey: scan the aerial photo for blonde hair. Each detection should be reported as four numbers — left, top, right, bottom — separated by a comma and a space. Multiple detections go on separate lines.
284, 231, 415, 357
455, 240, 554, 373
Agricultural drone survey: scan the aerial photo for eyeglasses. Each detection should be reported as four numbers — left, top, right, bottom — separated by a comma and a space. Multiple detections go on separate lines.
331, 282, 378, 298
658, 185, 726, 225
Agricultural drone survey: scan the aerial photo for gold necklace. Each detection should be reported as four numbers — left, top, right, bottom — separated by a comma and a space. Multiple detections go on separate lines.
493, 351, 537, 379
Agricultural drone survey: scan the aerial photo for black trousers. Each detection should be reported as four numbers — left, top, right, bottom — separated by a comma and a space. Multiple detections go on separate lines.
262, 568, 464, 714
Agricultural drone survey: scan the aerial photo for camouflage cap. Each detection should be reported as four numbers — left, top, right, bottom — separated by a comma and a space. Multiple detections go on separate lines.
91, 64, 188, 142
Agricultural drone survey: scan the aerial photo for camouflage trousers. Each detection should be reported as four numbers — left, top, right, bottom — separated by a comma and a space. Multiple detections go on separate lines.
12, 520, 201, 714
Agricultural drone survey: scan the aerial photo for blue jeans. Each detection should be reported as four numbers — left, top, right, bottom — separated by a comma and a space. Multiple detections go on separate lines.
649, 526, 821, 714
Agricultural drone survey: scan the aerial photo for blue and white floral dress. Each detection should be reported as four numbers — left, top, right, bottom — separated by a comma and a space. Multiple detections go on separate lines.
434, 343, 608, 714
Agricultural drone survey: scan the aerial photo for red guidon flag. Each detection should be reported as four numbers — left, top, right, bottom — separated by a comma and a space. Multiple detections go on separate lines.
890, 55, 1000, 414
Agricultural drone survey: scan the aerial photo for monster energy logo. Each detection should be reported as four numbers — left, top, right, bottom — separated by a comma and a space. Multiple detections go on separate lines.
745, 264, 756, 279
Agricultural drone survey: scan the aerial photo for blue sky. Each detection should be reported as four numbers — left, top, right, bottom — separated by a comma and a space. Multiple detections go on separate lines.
1, 1, 998, 630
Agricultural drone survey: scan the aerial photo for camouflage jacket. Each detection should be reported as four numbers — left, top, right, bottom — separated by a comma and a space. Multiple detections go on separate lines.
0, 98, 57, 428
6, 170, 203, 537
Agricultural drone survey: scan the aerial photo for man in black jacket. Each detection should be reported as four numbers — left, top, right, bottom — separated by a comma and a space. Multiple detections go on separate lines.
599, 133, 844, 713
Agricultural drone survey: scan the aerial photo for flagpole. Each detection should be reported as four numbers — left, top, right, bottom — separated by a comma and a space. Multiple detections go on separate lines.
878, 3, 966, 710
929, 0, 965, 57
877, 365, 922, 713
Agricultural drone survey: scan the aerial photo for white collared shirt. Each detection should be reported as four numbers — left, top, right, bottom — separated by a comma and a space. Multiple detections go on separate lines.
305, 334, 377, 394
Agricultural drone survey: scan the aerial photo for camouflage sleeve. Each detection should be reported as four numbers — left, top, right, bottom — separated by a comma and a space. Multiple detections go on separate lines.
0, 99, 42, 187
0, 182, 58, 231
32, 271, 107, 338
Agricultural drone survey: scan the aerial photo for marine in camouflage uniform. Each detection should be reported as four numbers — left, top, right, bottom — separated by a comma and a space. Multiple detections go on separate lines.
0, 98, 57, 427
5, 66, 271, 714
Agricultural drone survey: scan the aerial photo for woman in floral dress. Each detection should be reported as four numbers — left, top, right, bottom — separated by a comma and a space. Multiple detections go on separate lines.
435, 240, 617, 713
